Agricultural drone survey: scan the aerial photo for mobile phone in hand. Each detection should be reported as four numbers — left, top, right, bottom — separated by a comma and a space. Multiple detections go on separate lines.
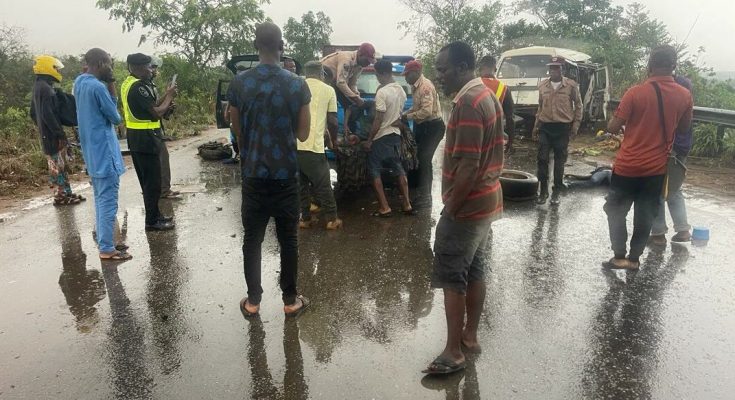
170, 74, 177, 86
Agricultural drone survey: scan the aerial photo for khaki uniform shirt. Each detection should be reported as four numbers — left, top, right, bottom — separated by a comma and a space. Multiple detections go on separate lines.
405, 75, 442, 124
534, 77, 583, 133
320, 51, 362, 99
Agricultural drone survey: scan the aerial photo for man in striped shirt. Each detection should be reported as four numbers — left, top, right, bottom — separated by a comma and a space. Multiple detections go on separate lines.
423, 41, 505, 376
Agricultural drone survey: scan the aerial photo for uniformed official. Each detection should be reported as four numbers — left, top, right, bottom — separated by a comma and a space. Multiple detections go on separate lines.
320, 43, 377, 108
532, 56, 582, 205
122, 53, 177, 231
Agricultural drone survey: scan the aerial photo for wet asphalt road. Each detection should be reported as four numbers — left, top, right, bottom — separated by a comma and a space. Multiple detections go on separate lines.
1, 129, 735, 400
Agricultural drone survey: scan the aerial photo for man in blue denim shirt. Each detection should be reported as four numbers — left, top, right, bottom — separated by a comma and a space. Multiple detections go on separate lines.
650, 75, 694, 245
74, 48, 131, 261
228, 22, 312, 318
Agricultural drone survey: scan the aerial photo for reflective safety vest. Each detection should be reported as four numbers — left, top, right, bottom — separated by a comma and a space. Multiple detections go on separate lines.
481, 77, 507, 103
120, 75, 161, 130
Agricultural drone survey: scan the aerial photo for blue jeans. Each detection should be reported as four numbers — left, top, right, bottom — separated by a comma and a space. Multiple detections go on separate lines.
91, 175, 120, 253
652, 155, 690, 235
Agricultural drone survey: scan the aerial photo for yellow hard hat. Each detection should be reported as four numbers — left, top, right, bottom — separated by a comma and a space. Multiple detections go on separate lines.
33, 55, 64, 82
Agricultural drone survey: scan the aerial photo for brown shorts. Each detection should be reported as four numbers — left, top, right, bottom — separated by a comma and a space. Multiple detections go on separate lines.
431, 214, 492, 294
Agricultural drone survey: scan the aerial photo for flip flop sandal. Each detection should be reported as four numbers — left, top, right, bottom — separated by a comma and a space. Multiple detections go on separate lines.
285, 295, 310, 318
99, 251, 133, 261
422, 357, 467, 375
402, 208, 417, 216
371, 210, 392, 218
239, 297, 260, 318
54, 195, 80, 206
601, 258, 639, 270
70, 194, 86, 201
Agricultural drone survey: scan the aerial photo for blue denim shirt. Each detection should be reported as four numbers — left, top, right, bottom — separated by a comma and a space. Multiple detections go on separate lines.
73, 74, 125, 178
227, 64, 311, 180
673, 75, 694, 156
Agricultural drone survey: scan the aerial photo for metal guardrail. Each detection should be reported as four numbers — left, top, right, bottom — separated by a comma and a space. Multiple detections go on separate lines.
608, 100, 735, 128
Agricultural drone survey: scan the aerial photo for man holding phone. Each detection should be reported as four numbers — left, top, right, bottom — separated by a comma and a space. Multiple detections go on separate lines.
122, 53, 177, 231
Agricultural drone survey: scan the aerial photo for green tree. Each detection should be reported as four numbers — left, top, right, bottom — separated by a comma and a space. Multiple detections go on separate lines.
398, 0, 503, 66
0, 25, 32, 112
283, 11, 333, 64
95, 0, 269, 68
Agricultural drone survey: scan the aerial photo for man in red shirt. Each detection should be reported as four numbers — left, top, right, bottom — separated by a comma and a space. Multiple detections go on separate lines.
603, 46, 693, 270
423, 41, 504, 375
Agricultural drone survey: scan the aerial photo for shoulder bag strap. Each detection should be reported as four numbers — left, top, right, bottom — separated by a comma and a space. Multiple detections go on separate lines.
650, 81, 670, 150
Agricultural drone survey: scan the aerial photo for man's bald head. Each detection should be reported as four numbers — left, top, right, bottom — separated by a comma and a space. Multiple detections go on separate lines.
84, 48, 110, 67
254, 22, 283, 54
83, 48, 114, 82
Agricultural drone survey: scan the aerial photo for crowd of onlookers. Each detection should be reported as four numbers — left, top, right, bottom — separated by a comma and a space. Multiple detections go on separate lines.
30, 18, 693, 375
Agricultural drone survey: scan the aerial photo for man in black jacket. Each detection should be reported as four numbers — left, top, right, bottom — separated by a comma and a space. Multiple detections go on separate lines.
30, 55, 85, 205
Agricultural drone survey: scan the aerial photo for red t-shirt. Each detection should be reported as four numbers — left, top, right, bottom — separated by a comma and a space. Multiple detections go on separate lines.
613, 76, 693, 177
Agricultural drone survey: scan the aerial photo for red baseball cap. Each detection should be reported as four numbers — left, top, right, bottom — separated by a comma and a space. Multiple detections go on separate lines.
358, 43, 377, 63
403, 60, 422, 75
547, 56, 566, 66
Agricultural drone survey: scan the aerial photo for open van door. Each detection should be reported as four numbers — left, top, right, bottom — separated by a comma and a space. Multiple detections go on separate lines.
215, 79, 230, 129
215, 55, 302, 129
587, 66, 610, 121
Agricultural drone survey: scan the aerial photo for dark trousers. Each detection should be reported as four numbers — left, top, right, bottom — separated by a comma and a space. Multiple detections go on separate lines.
537, 122, 571, 191
603, 173, 665, 262
159, 141, 171, 194
241, 178, 300, 306
130, 151, 161, 225
298, 151, 337, 221
408, 118, 446, 190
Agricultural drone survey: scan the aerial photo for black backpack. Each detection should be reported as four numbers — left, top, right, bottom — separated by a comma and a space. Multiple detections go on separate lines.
55, 88, 77, 127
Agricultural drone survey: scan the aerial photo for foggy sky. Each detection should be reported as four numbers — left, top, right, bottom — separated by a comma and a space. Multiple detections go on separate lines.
2, 0, 733, 71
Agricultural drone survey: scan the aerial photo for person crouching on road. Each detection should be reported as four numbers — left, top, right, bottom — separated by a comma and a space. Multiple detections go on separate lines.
30, 55, 86, 206
227, 22, 312, 318
149, 57, 181, 199
365, 59, 414, 217
74, 48, 131, 261
121, 53, 177, 231
423, 41, 504, 376
402, 60, 445, 207
602, 46, 693, 270
532, 56, 582, 205
298, 61, 343, 230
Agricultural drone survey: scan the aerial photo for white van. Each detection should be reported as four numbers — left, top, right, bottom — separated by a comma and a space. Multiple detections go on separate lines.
497, 46, 610, 131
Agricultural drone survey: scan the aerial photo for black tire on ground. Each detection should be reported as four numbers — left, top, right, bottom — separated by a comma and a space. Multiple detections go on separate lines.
499, 169, 538, 202
198, 142, 232, 161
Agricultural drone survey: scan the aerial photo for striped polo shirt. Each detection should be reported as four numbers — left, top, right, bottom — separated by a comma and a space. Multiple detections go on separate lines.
442, 77, 504, 221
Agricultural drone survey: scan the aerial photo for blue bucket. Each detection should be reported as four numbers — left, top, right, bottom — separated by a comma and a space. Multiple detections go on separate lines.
692, 227, 710, 241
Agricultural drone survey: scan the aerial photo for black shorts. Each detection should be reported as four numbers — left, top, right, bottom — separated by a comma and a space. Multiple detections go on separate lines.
367, 134, 405, 179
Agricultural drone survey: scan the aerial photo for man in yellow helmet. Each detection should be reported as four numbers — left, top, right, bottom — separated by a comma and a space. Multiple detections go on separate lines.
122, 53, 177, 231
30, 55, 86, 205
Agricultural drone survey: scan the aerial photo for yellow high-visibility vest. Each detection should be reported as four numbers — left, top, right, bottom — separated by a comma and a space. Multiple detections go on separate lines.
120, 75, 161, 130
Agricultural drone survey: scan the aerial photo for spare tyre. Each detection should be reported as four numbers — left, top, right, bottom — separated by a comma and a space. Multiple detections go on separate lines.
500, 169, 538, 201
198, 141, 232, 161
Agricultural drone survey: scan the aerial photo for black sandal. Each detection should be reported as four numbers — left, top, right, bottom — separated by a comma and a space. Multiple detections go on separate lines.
239, 297, 260, 318
371, 210, 392, 218
422, 356, 467, 375
285, 295, 310, 318
54, 195, 81, 206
